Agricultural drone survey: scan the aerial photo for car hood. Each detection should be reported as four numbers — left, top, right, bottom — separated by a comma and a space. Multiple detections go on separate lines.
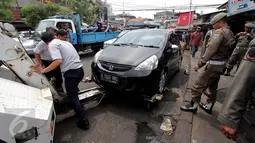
98, 45, 160, 66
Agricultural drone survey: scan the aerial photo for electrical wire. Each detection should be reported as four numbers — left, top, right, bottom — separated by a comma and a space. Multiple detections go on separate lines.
107, 0, 189, 9
112, 4, 221, 11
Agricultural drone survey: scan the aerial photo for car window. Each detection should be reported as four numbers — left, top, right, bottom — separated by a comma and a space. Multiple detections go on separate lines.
170, 33, 180, 45
114, 30, 166, 48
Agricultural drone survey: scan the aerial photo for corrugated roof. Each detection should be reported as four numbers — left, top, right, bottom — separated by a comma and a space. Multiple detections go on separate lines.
128, 18, 145, 22
217, 1, 228, 10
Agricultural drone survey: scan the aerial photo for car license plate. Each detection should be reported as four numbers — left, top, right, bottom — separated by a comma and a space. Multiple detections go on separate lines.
78, 89, 100, 100
100, 73, 118, 84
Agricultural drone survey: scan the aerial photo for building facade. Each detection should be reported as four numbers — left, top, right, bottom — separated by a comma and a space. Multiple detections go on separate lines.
154, 11, 178, 22
13, 0, 55, 20
108, 13, 136, 27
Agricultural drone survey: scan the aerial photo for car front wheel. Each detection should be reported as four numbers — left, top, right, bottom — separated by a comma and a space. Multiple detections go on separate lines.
177, 58, 182, 72
157, 69, 167, 94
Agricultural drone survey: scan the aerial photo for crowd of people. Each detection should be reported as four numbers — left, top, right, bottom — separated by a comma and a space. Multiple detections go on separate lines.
83, 19, 122, 33
179, 12, 255, 143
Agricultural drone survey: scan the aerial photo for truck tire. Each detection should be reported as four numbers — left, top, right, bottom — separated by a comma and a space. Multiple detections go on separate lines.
74, 44, 80, 53
92, 49, 100, 54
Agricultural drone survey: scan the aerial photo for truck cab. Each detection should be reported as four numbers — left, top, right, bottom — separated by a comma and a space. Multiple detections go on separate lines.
36, 19, 78, 44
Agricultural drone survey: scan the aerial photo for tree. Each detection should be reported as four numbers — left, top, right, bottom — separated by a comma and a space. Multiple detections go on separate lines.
0, 0, 16, 20
21, 2, 72, 28
60, 0, 100, 25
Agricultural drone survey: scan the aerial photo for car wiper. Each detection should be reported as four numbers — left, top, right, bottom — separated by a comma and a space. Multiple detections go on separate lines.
141, 45, 160, 48
113, 43, 130, 46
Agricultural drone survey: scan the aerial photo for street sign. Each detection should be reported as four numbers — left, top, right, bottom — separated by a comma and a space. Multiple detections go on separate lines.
228, 0, 255, 16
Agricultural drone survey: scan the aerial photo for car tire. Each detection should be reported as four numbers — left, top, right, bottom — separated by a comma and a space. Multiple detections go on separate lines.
145, 101, 156, 111
92, 49, 100, 54
177, 58, 182, 72
157, 69, 167, 94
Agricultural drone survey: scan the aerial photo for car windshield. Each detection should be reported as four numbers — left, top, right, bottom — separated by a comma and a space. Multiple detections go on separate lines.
117, 30, 129, 37
114, 30, 166, 48
21, 32, 32, 37
35, 21, 55, 32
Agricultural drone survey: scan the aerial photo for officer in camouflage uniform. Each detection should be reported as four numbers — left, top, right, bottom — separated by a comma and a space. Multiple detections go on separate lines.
218, 39, 255, 143
180, 13, 235, 114
224, 22, 254, 76
200, 25, 214, 58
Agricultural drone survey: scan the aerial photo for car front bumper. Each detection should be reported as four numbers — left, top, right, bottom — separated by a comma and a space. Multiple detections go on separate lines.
91, 61, 161, 95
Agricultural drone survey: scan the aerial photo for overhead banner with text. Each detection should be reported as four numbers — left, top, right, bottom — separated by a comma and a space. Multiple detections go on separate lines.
228, 0, 255, 16
177, 12, 193, 26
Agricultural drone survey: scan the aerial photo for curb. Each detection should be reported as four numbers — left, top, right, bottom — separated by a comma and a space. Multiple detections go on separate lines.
173, 52, 194, 143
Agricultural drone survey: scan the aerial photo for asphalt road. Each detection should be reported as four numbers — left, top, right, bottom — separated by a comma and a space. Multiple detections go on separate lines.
53, 52, 190, 143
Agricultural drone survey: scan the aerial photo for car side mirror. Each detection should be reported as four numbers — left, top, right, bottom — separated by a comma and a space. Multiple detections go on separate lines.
171, 45, 179, 49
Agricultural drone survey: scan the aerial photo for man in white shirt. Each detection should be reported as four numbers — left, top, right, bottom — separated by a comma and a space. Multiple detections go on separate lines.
33, 32, 63, 92
31, 30, 89, 130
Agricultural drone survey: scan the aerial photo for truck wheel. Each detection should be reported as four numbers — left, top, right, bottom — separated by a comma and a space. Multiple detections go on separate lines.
92, 49, 100, 54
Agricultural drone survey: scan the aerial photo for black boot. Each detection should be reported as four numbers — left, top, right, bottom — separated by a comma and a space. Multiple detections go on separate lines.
77, 119, 90, 130
224, 68, 231, 76
180, 101, 198, 113
199, 102, 214, 114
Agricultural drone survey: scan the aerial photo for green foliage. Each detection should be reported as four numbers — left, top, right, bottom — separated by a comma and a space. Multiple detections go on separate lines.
58, 6, 73, 15
21, 0, 100, 28
0, 0, 16, 20
60, 0, 100, 25
21, 2, 72, 28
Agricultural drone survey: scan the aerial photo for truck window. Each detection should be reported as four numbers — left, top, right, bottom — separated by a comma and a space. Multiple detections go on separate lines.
35, 21, 55, 32
56, 22, 73, 32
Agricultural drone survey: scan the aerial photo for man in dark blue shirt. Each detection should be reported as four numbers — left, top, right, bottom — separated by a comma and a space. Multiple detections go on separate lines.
95, 19, 102, 32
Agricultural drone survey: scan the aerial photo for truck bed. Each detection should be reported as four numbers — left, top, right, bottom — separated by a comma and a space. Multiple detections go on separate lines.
78, 32, 120, 44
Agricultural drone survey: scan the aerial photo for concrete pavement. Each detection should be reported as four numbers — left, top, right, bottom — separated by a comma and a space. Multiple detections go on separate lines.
173, 50, 235, 143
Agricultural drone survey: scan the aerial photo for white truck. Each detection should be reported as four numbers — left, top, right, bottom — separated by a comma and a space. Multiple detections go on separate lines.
0, 24, 104, 143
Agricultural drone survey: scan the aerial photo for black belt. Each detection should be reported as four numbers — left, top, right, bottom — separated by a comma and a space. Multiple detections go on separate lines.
63, 67, 83, 74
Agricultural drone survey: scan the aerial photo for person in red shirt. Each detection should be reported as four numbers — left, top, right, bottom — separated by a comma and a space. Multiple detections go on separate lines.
190, 27, 203, 57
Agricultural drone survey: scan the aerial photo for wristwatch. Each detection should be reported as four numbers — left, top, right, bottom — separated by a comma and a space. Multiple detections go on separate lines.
40, 69, 45, 74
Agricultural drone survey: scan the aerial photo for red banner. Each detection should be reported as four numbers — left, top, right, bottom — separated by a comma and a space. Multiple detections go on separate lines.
177, 12, 193, 26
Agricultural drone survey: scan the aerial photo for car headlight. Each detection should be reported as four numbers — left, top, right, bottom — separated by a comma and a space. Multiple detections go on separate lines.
94, 50, 103, 63
135, 55, 158, 71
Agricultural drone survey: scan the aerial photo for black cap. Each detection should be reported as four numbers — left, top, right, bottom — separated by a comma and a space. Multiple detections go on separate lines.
40, 32, 54, 43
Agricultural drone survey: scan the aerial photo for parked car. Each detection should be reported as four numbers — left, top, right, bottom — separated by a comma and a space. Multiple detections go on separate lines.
19, 31, 34, 41
22, 39, 39, 55
91, 29, 182, 101
104, 30, 130, 47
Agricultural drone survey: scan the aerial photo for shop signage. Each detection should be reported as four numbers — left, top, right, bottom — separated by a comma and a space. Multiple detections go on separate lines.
228, 0, 255, 16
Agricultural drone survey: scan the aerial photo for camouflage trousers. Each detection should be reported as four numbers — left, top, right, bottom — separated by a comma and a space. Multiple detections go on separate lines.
191, 64, 224, 103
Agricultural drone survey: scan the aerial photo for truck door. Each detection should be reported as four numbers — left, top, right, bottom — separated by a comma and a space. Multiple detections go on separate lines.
56, 22, 77, 45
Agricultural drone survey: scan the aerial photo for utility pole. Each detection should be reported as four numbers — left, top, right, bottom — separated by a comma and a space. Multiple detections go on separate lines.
188, 0, 192, 30
123, 2, 125, 13
122, 1, 125, 27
